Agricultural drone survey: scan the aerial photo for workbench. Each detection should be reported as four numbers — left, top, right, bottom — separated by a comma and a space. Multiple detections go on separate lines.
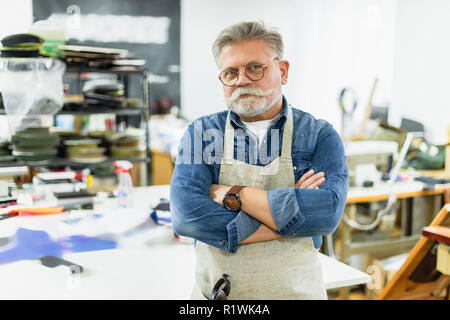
0, 185, 369, 300
333, 180, 450, 299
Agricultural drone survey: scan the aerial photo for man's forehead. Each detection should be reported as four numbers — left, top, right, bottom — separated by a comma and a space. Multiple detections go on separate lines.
218, 40, 273, 69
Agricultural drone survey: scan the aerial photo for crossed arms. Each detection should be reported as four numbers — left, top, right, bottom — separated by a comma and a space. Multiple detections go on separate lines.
170, 122, 348, 253
208, 169, 327, 244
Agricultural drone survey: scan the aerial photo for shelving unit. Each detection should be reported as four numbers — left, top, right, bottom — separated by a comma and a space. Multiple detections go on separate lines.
0, 157, 148, 168
0, 62, 152, 185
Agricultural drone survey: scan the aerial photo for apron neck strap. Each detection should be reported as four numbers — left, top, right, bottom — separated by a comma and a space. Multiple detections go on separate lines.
280, 106, 293, 158
224, 112, 235, 161
223, 106, 294, 161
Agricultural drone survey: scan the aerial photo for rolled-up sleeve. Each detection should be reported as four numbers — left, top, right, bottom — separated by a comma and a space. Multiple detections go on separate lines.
266, 124, 348, 237
170, 123, 261, 253
227, 211, 262, 245
267, 187, 305, 235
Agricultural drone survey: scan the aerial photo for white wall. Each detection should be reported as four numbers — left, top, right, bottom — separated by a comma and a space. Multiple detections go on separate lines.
391, 0, 450, 144
0, 0, 33, 40
180, 0, 397, 134
180, 0, 300, 121
1, 1, 448, 144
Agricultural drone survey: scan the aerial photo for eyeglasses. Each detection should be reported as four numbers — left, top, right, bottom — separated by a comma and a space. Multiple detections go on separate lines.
218, 57, 280, 87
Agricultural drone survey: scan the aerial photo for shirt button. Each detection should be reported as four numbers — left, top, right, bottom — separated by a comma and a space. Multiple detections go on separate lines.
293, 166, 297, 170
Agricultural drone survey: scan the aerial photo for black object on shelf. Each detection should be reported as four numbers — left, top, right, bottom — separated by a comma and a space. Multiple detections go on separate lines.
63, 65, 151, 185
0, 33, 44, 58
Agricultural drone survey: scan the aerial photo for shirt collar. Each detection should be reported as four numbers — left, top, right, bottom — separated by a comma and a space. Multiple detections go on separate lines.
229, 95, 289, 129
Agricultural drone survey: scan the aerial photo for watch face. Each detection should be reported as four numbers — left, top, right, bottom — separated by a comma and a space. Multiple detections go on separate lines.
224, 194, 241, 212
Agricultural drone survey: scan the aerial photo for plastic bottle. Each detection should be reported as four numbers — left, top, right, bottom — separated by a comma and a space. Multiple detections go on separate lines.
114, 161, 133, 208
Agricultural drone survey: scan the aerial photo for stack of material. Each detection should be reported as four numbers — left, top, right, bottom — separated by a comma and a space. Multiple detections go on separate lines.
0, 33, 43, 58
0, 141, 14, 162
58, 45, 139, 69
11, 127, 59, 162
82, 79, 126, 108
109, 132, 146, 158
64, 138, 106, 163
88, 129, 146, 158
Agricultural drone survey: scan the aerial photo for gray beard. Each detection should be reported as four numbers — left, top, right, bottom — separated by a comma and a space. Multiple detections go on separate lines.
225, 88, 280, 117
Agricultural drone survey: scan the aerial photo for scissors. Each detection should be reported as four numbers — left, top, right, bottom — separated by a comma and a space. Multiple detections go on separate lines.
209, 274, 231, 300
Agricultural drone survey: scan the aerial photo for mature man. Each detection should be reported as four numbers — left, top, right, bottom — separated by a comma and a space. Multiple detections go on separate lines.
170, 21, 348, 300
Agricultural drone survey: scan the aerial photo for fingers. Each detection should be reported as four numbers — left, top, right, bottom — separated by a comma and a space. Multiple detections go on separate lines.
295, 169, 315, 187
307, 176, 326, 189
296, 170, 326, 189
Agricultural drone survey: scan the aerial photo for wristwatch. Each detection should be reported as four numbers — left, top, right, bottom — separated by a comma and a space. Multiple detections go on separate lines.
223, 185, 246, 212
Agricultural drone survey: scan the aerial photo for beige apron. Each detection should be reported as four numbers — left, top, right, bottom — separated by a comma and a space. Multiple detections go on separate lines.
191, 106, 327, 300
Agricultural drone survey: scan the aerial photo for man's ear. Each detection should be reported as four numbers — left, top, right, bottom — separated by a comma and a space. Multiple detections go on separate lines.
279, 60, 290, 85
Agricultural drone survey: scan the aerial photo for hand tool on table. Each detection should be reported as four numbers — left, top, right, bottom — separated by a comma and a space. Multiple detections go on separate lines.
0, 205, 64, 219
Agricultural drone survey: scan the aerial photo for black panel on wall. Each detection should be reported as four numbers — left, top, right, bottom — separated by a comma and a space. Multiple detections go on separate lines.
32, 0, 181, 113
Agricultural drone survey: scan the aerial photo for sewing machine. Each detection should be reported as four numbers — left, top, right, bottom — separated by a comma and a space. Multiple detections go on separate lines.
345, 140, 398, 187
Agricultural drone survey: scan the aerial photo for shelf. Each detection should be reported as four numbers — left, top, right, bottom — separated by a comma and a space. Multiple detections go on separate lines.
65, 66, 147, 74
57, 107, 145, 116
0, 157, 149, 168
0, 59, 151, 185
0, 107, 146, 116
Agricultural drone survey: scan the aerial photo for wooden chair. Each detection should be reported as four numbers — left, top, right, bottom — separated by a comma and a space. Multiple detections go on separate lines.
378, 205, 450, 299
445, 188, 450, 204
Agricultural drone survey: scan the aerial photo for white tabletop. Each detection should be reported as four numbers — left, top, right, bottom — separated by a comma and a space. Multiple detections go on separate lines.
0, 185, 369, 299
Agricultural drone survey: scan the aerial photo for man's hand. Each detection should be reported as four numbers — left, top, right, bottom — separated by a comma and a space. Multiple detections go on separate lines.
208, 169, 326, 206
295, 169, 326, 189
208, 184, 232, 205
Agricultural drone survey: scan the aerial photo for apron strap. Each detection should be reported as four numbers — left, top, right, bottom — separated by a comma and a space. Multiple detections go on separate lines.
280, 106, 293, 158
223, 111, 235, 163
223, 106, 294, 162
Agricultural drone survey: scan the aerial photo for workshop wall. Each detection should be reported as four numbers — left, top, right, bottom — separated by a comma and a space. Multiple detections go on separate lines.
391, 0, 450, 145
0, 1, 32, 40
1, 0, 448, 145
181, 0, 449, 145
180, 0, 397, 133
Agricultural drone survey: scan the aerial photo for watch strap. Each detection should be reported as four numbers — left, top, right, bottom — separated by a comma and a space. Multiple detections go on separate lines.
227, 185, 245, 196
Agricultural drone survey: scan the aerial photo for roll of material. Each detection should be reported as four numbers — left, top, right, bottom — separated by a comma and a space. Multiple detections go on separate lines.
11, 127, 59, 161
0, 33, 44, 58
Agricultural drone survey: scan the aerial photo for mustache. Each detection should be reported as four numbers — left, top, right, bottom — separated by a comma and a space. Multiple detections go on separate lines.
225, 87, 274, 105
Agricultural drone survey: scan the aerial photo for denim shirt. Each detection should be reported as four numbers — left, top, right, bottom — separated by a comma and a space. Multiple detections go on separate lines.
170, 96, 348, 253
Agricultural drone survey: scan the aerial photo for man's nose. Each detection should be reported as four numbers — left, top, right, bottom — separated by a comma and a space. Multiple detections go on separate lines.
235, 69, 253, 87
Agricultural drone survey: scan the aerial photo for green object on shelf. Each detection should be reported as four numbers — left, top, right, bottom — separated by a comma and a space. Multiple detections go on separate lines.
91, 164, 116, 177
15, 127, 50, 134
12, 150, 57, 162
11, 127, 59, 160
0, 155, 15, 162
13, 145, 56, 153
12, 127, 59, 148
402, 143, 446, 170
12, 133, 59, 148
40, 39, 65, 58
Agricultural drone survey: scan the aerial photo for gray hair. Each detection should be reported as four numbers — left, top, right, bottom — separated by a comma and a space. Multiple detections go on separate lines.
212, 21, 284, 65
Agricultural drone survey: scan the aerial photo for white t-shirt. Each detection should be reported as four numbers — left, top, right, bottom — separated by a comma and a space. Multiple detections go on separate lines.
241, 118, 274, 150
